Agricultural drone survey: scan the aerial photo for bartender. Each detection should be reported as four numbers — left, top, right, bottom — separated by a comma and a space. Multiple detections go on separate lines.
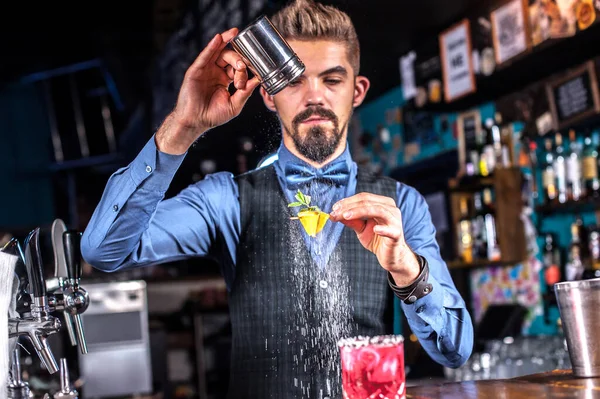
81, 0, 473, 397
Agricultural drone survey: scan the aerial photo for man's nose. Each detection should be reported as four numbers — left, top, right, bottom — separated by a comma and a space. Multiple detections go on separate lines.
303, 80, 325, 107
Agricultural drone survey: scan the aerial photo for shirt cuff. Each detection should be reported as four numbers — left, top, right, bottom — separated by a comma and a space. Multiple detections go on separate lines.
401, 272, 445, 334
130, 135, 186, 191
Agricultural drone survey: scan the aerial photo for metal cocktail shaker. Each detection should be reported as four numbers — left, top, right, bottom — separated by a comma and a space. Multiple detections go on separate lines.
230, 15, 305, 96
555, 278, 600, 377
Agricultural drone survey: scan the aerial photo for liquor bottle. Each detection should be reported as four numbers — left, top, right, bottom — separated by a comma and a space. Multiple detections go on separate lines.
583, 133, 600, 198
574, 214, 588, 259
482, 188, 501, 261
566, 129, 583, 201
565, 221, 585, 281
457, 197, 473, 263
480, 119, 496, 177
542, 138, 557, 204
471, 192, 486, 260
542, 233, 562, 292
491, 114, 503, 168
553, 132, 568, 204
583, 227, 600, 279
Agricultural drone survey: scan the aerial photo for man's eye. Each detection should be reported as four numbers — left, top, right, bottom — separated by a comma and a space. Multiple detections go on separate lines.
325, 79, 341, 85
288, 80, 301, 87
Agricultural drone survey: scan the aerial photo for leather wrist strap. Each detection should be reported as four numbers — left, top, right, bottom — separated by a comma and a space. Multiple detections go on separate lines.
387, 255, 433, 305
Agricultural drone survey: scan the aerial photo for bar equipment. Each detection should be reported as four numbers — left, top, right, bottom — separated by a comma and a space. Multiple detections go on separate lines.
3, 220, 90, 398
10, 228, 62, 374
230, 15, 305, 96
555, 278, 600, 377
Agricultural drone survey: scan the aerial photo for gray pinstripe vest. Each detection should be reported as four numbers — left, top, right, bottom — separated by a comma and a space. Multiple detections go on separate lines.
228, 165, 397, 399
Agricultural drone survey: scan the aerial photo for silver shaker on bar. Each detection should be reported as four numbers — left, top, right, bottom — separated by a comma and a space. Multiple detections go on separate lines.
230, 15, 305, 96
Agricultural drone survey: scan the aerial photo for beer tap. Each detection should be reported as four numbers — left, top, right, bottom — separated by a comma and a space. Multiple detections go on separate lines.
60, 230, 88, 354
8, 227, 61, 374
45, 219, 77, 347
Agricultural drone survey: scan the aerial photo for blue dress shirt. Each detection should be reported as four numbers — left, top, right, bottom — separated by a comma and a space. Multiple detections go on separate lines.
81, 135, 473, 368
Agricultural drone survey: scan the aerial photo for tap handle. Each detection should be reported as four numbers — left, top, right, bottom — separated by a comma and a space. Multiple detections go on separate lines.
24, 228, 47, 299
63, 231, 82, 284
51, 219, 68, 279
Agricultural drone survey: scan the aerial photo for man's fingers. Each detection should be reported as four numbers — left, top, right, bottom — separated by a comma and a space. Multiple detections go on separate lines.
210, 28, 239, 64
372, 225, 402, 241
233, 67, 249, 90
187, 28, 239, 75
336, 218, 367, 234
224, 65, 236, 81
333, 193, 396, 214
221, 27, 239, 44
188, 34, 223, 73
230, 76, 261, 113
331, 203, 398, 226
215, 49, 247, 72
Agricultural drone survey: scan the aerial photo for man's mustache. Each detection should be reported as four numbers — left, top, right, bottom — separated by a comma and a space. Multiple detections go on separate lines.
292, 107, 338, 125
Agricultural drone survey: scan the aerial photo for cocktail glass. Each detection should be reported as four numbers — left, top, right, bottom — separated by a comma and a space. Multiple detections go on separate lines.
338, 335, 405, 399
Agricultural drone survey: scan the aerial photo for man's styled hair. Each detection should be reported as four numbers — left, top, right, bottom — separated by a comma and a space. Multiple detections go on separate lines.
271, 0, 360, 74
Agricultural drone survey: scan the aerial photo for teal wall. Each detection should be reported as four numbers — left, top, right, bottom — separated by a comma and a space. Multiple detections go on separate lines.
357, 87, 495, 167
0, 84, 55, 229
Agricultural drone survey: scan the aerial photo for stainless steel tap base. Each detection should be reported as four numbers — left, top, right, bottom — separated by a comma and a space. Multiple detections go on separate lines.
555, 278, 600, 377
231, 15, 305, 96
7, 385, 31, 399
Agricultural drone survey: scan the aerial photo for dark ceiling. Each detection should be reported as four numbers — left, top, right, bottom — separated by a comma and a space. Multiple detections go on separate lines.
0, 0, 482, 101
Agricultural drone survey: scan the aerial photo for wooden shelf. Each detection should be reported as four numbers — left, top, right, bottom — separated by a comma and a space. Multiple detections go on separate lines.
448, 259, 524, 270
535, 197, 600, 215
411, 24, 600, 114
448, 175, 495, 193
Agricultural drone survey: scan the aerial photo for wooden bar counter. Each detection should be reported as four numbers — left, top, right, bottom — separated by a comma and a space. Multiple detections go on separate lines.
407, 370, 600, 398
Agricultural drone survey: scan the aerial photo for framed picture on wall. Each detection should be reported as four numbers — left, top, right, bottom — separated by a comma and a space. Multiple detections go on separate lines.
546, 60, 600, 129
491, 0, 532, 65
439, 19, 477, 102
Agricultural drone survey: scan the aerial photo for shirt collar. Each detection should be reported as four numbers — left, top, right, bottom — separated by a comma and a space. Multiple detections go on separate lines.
274, 141, 354, 174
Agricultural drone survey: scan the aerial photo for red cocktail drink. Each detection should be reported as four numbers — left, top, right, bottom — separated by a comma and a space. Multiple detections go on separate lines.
338, 335, 405, 399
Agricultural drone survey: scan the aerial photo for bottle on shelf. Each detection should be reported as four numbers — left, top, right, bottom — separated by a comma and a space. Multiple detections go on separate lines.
566, 129, 583, 202
542, 233, 562, 293
457, 197, 473, 264
553, 132, 568, 204
494, 112, 513, 169
565, 220, 585, 281
480, 119, 496, 177
472, 192, 487, 260
482, 188, 501, 261
582, 132, 600, 198
491, 114, 503, 168
542, 138, 557, 204
582, 227, 600, 279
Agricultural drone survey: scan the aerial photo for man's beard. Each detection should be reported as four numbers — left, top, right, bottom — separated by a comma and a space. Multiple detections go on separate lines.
287, 107, 347, 164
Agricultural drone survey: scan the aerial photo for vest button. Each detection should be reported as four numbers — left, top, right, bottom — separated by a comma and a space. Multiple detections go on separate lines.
319, 280, 328, 289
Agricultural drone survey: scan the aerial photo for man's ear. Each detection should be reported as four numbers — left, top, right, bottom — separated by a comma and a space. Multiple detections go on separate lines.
260, 87, 277, 112
353, 76, 370, 107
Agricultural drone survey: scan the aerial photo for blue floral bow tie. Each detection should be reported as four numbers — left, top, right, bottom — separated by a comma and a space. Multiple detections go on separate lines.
284, 160, 350, 189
